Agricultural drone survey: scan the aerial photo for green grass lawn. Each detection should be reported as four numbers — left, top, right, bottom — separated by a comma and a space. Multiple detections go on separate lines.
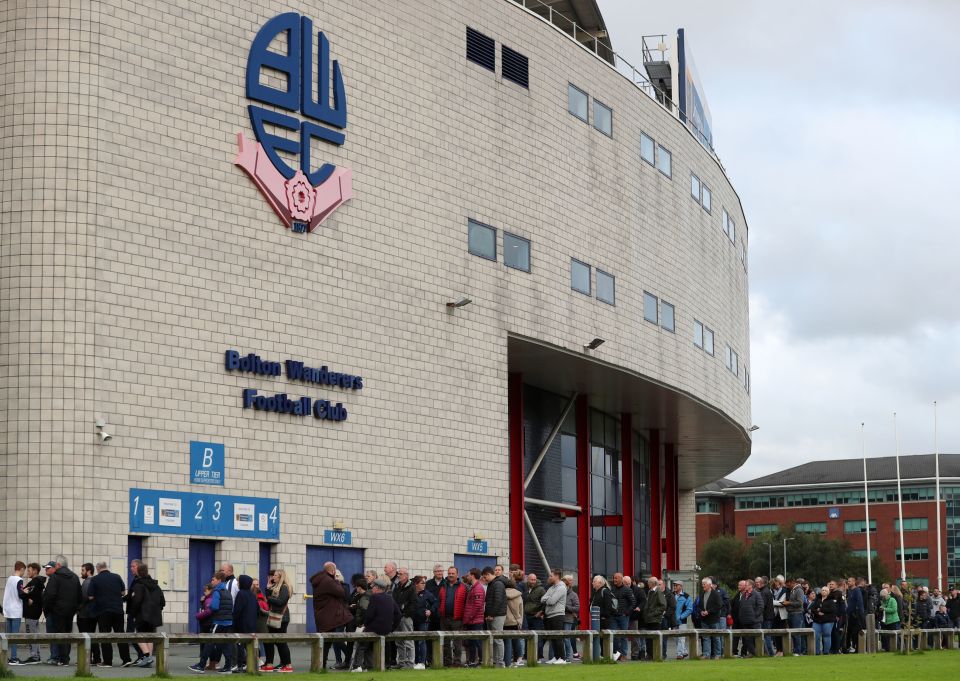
8, 651, 957, 681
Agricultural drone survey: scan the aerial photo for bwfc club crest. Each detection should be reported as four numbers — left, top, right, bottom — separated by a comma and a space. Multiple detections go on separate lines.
236, 13, 353, 233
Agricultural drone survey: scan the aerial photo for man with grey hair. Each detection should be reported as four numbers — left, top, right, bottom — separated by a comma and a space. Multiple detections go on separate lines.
699, 577, 723, 659
383, 561, 399, 590
391, 567, 416, 669
639, 577, 665, 660
89, 561, 127, 667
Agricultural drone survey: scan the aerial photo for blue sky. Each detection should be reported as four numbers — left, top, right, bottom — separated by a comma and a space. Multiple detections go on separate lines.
600, 0, 960, 482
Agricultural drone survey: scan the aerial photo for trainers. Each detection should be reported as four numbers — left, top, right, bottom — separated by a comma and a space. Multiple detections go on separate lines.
413, 663, 426, 670
23, 657, 41, 665
554, 659, 569, 665
260, 664, 275, 672
57, 661, 70, 666
351, 667, 364, 673
276, 666, 293, 673
8, 659, 21, 666
613, 651, 622, 661
188, 663, 207, 673
96, 662, 113, 668
121, 660, 137, 667
216, 667, 233, 674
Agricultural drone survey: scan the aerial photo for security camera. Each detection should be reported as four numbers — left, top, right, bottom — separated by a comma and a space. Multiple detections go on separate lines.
95, 419, 106, 429
98, 430, 112, 442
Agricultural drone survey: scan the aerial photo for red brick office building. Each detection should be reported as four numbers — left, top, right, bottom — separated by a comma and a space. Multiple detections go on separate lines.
695, 454, 960, 588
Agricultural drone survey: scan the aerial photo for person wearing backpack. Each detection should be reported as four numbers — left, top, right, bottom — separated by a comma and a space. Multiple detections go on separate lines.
128, 564, 164, 668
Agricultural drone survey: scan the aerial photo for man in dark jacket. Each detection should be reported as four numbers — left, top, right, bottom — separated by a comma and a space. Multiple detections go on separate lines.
88, 561, 127, 667
77, 563, 100, 665
310, 562, 353, 670
17, 563, 45, 664
129, 564, 164, 668
481, 566, 508, 668
699, 577, 723, 659
640, 578, 666, 660
231, 575, 257, 671
523, 574, 546, 659
352, 579, 401, 672
412, 576, 437, 668
757, 577, 776, 656
391, 568, 417, 669
610, 573, 635, 661
42, 559, 81, 665
738, 579, 765, 657
628, 575, 646, 660
846, 577, 866, 653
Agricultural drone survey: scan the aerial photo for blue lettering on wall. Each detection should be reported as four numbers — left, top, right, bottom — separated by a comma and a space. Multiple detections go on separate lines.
323, 529, 352, 546
190, 441, 225, 486
466, 540, 489, 555
246, 12, 346, 185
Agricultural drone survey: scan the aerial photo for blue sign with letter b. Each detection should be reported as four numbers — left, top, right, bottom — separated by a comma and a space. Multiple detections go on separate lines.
191, 441, 225, 486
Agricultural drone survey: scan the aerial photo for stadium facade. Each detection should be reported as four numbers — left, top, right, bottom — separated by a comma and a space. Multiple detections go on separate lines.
0, 0, 751, 629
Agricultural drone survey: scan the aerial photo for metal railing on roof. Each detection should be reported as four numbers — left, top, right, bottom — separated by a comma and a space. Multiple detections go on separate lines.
506, 0, 719, 163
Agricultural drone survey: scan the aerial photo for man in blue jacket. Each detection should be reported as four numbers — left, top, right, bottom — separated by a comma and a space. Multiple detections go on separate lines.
189, 571, 234, 674
672, 581, 694, 660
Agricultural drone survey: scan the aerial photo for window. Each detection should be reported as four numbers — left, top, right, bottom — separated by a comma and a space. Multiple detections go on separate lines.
844, 520, 877, 534
661, 301, 675, 332
701, 184, 712, 213
703, 327, 714, 355
729, 217, 736, 243
466, 27, 495, 71
596, 270, 615, 305
693, 320, 703, 348
568, 84, 588, 122
501, 45, 528, 88
796, 522, 827, 534
690, 174, 701, 201
852, 550, 878, 559
725, 345, 739, 376
723, 209, 736, 243
697, 499, 720, 514
467, 219, 496, 260
593, 100, 612, 136
503, 232, 530, 272
643, 292, 658, 324
640, 133, 655, 165
895, 518, 929, 532
746, 524, 778, 537
896, 547, 929, 561
744, 368, 750, 394
722, 209, 730, 237
656, 144, 672, 177
571, 259, 591, 295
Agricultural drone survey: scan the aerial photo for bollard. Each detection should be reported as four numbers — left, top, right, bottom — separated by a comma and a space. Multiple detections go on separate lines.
373, 637, 384, 672
432, 634, 444, 669
0, 634, 10, 678
723, 630, 734, 659
865, 614, 876, 654
154, 633, 168, 676
245, 638, 259, 675
310, 635, 322, 673
582, 632, 593, 663
650, 633, 662, 662
76, 633, 92, 677
601, 630, 613, 660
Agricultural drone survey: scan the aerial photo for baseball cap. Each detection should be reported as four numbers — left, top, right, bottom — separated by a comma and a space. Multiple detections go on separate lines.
42, 561, 57, 569
373, 577, 390, 590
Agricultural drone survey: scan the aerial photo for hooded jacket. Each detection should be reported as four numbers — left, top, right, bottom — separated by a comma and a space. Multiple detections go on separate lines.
505, 584, 524, 627
18, 574, 46, 620
130, 574, 165, 627
43, 566, 82, 619
484, 575, 508, 617
232, 575, 258, 633
642, 586, 666, 626
309, 569, 352, 632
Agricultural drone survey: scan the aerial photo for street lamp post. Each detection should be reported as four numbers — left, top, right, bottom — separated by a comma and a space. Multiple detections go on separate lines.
762, 542, 773, 577
783, 537, 795, 579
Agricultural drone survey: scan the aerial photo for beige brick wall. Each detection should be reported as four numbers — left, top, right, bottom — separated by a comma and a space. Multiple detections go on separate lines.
1, 0, 750, 627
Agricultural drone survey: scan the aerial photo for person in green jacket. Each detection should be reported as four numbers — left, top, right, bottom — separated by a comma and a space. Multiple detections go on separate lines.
880, 589, 900, 652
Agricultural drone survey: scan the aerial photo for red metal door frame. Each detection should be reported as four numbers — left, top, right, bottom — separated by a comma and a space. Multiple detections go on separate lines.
508, 373, 525, 569
576, 395, 591, 627
621, 414, 634, 578
649, 429, 662, 578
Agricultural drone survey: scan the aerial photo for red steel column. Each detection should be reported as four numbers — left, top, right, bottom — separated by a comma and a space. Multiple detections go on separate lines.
664, 444, 678, 571
576, 395, 591, 626
621, 414, 634, 578
649, 429, 662, 578
508, 373, 525, 569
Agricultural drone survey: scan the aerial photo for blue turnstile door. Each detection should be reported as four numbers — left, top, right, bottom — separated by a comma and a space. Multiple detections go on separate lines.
305, 545, 365, 632
188, 540, 217, 633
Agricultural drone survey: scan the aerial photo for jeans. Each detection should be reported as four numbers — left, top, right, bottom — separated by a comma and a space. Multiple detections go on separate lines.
504, 626, 523, 665
611, 615, 629, 657
813, 621, 834, 655
96, 612, 126, 665
465, 623, 484, 664
415, 621, 429, 665
487, 615, 505, 666
788, 612, 807, 654
5, 618, 21, 660
676, 620, 689, 657
201, 624, 234, 669
545, 615, 565, 661
46, 615, 72, 663
24, 618, 41, 659
881, 621, 900, 652
562, 621, 575, 661
702, 621, 724, 658
396, 617, 414, 668
762, 618, 776, 656
527, 616, 544, 659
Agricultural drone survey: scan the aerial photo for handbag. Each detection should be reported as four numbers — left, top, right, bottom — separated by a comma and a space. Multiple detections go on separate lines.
267, 608, 285, 629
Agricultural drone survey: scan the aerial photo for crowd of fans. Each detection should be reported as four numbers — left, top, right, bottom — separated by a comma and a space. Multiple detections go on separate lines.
4, 555, 960, 675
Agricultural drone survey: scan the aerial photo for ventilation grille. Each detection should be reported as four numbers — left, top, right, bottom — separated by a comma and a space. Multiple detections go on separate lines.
466, 26, 495, 71
501, 45, 529, 88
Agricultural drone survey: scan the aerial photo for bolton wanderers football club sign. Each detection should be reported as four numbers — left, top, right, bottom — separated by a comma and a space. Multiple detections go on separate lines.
236, 13, 353, 233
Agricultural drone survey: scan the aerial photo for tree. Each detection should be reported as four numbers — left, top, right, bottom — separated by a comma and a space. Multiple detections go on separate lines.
699, 534, 748, 591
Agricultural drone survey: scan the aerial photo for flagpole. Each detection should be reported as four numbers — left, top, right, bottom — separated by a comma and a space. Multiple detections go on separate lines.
862, 422, 872, 584
894, 412, 906, 581
934, 401, 942, 592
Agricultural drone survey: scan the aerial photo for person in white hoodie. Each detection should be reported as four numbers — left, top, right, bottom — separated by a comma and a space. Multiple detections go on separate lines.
4, 561, 26, 665
540, 569, 568, 664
